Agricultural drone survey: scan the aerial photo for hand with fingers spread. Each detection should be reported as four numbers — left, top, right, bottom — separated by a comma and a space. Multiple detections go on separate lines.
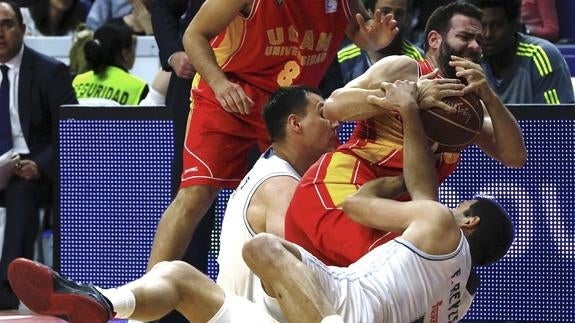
355, 11, 399, 50
417, 69, 465, 113
449, 55, 490, 98
212, 79, 254, 115
131, 0, 153, 35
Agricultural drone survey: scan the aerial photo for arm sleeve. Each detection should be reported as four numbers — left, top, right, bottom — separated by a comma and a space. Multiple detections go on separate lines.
534, 45, 575, 104
151, 0, 189, 70
38, 62, 78, 181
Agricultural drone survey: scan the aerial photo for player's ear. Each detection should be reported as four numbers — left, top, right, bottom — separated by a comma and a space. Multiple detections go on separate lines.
427, 30, 441, 51
287, 114, 303, 133
460, 215, 480, 230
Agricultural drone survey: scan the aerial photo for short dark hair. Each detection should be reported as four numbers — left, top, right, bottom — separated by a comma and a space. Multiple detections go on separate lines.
469, 0, 520, 22
464, 197, 515, 266
0, 0, 23, 26
423, 2, 483, 52
262, 86, 322, 142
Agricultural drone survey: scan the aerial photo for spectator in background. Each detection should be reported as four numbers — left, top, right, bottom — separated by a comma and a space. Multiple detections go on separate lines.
108, 0, 152, 35
0, 0, 77, 309
472, 0, 574, 104
85, 0, 131, 31
72, 22, 148, 105
21, 0, 88, 36
520, 0, 559, 42
337, 0, 424, 85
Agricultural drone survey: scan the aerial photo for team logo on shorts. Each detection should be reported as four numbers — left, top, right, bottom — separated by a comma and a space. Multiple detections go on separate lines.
325, 0, 337, 13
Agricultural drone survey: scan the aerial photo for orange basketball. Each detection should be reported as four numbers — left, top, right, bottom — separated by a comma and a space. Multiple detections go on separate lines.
419, 92, 484, 152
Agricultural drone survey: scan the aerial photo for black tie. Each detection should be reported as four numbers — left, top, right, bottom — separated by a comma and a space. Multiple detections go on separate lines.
0, 65, 11, 154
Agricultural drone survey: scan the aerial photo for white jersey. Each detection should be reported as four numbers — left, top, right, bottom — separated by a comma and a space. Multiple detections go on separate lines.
217, 148, 300, 301
299, 232, 473, 323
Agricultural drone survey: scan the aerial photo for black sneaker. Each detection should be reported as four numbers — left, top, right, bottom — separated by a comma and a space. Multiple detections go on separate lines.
7, 258, 115, 323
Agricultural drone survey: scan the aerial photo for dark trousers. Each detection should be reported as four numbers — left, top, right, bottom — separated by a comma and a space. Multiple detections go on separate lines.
0, 177, 49, 280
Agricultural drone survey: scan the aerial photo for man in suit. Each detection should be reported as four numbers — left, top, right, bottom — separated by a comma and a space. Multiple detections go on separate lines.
0, 0, 77, 309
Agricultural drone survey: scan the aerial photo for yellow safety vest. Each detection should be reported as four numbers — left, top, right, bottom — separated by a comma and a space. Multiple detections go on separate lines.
73, 66, 147, 105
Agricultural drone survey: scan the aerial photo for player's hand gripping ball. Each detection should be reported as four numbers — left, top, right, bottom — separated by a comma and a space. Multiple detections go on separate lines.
420, 92, 484, 152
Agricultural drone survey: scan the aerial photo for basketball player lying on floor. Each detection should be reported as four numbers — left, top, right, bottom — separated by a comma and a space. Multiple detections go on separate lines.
284, 2, 527, 270
5, 81, 476, 323
243, 80, 517, 323
6, 86, 341, 323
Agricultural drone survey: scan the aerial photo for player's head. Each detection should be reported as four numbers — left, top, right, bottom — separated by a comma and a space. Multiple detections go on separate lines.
263, 86, 340, 153
457, 197, 515, 266
469, 0, 520, 59
424, 2, 483, 78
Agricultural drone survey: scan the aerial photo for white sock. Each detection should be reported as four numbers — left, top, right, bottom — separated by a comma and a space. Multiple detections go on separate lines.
96, 286, 136, 318
320, 315, 345, 323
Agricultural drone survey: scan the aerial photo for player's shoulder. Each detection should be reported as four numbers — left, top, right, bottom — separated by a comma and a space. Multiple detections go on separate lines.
369, 55, 419, 80
410, 200, 455, 227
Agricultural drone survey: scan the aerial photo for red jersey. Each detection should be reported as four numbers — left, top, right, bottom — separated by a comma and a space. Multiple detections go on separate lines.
284, 59, 462, 266
209, 0, 352, 92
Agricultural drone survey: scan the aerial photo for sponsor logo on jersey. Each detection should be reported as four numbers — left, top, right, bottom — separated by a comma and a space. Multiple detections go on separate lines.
325, 0, 337, 13
183, 166, 198, 174
429, 300, 442, 323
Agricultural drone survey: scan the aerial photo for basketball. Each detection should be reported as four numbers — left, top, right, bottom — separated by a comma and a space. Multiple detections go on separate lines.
419, 92, 484, 152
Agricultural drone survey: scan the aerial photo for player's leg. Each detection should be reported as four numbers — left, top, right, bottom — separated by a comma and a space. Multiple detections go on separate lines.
8, 258, 226, 323
242, 233, 339, 322
147, 80, 255, 270
147, 184, 220, 270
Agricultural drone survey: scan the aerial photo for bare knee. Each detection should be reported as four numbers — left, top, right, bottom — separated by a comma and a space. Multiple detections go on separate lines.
243, 233, 288, 273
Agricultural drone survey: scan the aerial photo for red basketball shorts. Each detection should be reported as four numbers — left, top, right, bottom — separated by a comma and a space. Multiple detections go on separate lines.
180, 78, 271, 189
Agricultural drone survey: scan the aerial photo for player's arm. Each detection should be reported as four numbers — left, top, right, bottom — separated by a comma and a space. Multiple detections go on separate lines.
256, 176, 299, 238
323, 55, 418, 121
344, 81, 438, 232
183, 0, 254, 114
450, 56, 526, 168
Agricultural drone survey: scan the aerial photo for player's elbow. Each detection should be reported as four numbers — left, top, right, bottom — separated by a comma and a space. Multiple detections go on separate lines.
499, 145, 527, 168
504, 152, 527, 168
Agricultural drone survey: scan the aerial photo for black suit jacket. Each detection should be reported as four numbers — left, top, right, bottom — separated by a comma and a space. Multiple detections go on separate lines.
18, 46, 77, 182
151, 0, 205, 70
